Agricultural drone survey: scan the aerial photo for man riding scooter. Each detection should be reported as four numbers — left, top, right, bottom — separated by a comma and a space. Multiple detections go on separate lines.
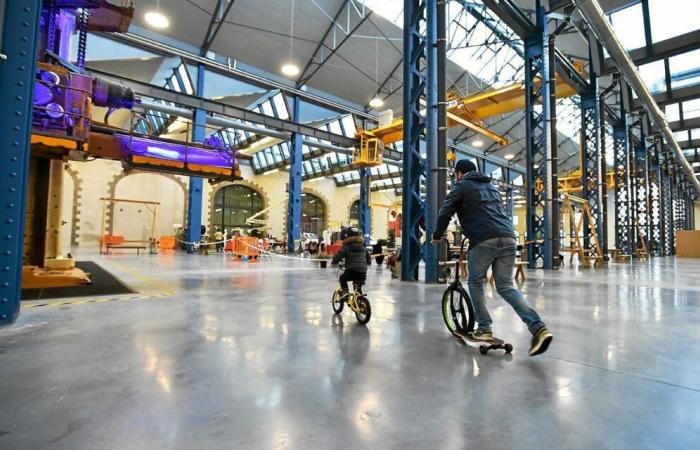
432, 159, 553, 356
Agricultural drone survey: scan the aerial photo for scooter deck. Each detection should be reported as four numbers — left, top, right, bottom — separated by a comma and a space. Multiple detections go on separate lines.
453, 330, 513, 354
454, 330, 503, 344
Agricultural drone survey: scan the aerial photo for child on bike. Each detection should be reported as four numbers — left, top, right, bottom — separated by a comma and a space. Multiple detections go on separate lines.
332, 227, 371, 295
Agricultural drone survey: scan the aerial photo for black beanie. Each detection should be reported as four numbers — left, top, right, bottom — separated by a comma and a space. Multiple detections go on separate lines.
454, 159, 477, 174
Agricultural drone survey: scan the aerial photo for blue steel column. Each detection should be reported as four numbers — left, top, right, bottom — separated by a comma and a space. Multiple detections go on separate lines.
359, 168, 371, 245
423, 0, 438, 283
581, 73, 603, 259
186, 65, 206, 252
613, 117, 632, 257
523, 1, 559, 269
0, 0, 42, 325
401, 0, 427, 281
633, 134, 650, 254
649, 142, 662, 256
673, 168, 685, 233
661, 155, 675, 255
287, 96, 302, 253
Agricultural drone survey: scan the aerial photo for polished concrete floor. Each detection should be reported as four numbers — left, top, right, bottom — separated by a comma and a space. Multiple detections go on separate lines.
1, 252, 700, 449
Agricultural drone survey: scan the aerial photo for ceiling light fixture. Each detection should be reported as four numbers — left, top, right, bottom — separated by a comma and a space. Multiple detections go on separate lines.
504, 153, 514, 160
369, 97, 384, 108
472, 140, 483, 147
281, 0, 298, 78
281, 64, 300, 76
145, 11, 169, 29
368, 36, 384, 109
145, 0, 169, 29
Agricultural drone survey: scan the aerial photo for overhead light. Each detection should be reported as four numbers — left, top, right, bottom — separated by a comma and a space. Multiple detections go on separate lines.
472, 140, 484, 147
533, 163, 540, 169
504, 153, 514, 160
144, 11, 169, 29
281, 63, 300, 77
369, 97, 384, 108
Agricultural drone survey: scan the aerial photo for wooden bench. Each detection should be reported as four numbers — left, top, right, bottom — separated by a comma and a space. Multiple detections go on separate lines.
488, 261, 528, 284
438, 261, 459, 267
105, 244, 147, 255
607, 248, 631, 263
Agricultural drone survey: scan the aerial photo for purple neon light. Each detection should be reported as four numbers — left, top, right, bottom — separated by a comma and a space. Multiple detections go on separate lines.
115, 134, 235, 169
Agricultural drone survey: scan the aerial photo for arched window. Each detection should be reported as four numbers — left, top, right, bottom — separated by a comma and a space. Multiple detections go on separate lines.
212, 185, 263, 232
349, 200, 360, 226
301, 192, 325, 235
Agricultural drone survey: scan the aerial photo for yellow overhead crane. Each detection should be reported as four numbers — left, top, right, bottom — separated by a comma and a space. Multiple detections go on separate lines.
352, 62, 584, 168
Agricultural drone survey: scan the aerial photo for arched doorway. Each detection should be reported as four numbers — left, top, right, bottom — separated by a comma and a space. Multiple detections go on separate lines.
211, 184, 264, 232
112, 172, 186, 240
349, 199, 360, 227
301, 192, 325, 236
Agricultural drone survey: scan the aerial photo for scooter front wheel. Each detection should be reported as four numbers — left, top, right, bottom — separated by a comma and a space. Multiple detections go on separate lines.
441, 286, 473, 335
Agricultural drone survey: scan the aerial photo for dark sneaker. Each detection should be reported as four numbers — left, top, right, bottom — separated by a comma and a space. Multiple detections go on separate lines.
529, 327, 553, 356
472, 329, 493, 341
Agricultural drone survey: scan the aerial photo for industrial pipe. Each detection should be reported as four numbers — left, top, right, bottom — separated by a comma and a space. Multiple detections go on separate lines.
572, 0, 700, 194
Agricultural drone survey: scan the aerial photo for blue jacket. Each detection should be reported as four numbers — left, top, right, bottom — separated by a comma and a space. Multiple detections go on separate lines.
432, 171, 515, 250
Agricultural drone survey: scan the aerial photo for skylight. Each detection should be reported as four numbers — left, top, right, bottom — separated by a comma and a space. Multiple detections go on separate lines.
364, 0, 524, 89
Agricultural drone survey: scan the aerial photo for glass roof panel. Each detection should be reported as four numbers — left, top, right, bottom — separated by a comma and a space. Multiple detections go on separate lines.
670, 49, 700, 90
607, 2, 646, 51
649, 0, 700, 43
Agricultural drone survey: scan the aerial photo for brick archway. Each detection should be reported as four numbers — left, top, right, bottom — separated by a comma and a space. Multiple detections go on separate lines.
348, 194, 361, 225
63, 165, 82, 247
207, 179, 269, 231
283, 186, 331, 235
105, 170, 188, 235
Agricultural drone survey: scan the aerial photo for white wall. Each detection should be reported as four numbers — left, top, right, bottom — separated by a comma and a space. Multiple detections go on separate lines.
62, 159, 398, 251
65, 159, 122, 247
112, 172, 186, 240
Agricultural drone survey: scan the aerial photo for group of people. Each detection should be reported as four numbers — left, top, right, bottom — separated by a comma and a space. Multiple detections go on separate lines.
333, 159, 553, 357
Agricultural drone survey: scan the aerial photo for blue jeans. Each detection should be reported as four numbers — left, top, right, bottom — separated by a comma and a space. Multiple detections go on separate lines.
467, 237, 545, 334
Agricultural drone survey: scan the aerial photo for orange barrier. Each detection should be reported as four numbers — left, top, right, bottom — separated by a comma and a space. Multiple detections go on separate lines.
232, 237, 260, 261
326, 243, 342, 256
100, 235, 124, 253
225, 239, 234, 252
102, 235, 125, 245
159, 236, 176, 250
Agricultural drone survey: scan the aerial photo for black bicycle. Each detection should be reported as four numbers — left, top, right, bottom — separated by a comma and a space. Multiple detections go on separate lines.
441, 237, 513, 354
